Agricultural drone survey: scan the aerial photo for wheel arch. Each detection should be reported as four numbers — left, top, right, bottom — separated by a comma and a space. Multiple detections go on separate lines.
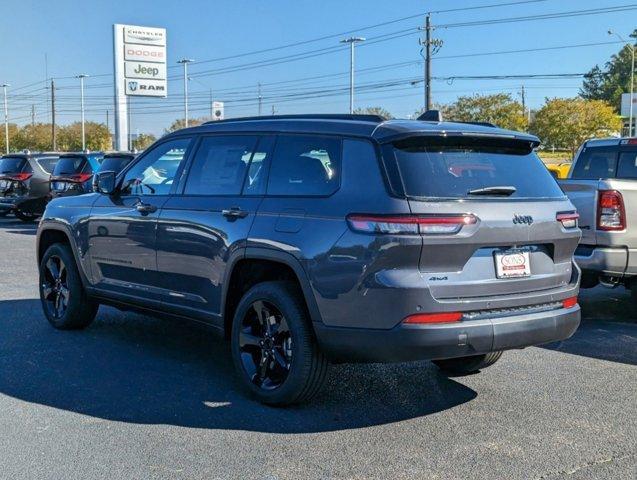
37, 223, 90, 288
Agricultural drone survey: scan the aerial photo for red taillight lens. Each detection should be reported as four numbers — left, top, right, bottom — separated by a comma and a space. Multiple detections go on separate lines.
347, 214, 477, 235
404, 312, 463, 324
71, 173, 93, 183
556, 211, 579, 229
562, 296, 578, 309
597, 190, 625, 231
11, 173, 32, 182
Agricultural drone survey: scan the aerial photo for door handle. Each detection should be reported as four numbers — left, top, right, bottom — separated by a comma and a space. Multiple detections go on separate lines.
222, 207, 249, 219
135, 202, 158, 214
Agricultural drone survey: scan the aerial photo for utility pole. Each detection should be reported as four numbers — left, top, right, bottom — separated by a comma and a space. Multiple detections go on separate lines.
609, 30, 634, 136
77, 74, 88, 150
420, 14, 442, 111
1, 84, 9, 154
127, 96, 132, 151
106, 110, 109, 132
340, 37, 365, 114
177, 58, 194, 127
209, 88, 213, 120
257, 83, 263, 116
51, 80, 56, 151
31, 104, 35, 126
271, 105, 276, 116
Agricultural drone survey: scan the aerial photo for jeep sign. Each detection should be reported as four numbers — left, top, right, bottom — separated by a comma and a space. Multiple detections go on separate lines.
125, 62, 166, 80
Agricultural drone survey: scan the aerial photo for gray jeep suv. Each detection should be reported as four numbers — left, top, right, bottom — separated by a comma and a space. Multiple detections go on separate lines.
36, 113, 581, 405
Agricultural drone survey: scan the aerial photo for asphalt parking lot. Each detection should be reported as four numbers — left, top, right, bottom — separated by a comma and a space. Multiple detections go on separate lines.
0, 216, 635, 480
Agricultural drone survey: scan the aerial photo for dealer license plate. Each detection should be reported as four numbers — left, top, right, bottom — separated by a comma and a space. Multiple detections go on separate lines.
494, 250, 531, 278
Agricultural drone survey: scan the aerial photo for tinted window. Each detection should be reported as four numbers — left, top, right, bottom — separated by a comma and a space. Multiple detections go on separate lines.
267, 135, 341, 196
571, 147, 617, 179
0, 157, 26, 173
387, 137, 564, 199
53, 157, 86, 176
184, 135, 256, 195
244, 136, 275, 195
617, 150, 637, 178
122, 138, 192, 196
35, 156, 59, 173
98, 156, 134, 174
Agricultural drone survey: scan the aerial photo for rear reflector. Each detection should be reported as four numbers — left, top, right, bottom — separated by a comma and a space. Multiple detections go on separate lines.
562, 296, 578, 309
10, 173, 32, 182
403, 312, 463, 324
347, 214, 477, 235
556, 211, 579, 229
597, 190, 625, 231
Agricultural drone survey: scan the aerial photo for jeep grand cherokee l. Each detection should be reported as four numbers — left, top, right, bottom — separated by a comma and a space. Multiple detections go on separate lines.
36, 113, 581, 405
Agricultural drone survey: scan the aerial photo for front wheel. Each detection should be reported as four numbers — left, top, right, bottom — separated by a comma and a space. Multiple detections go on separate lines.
433, 351, 503, 375
39, 243, 98, 329
230, 281, 328, 406
15, 209, 38, 222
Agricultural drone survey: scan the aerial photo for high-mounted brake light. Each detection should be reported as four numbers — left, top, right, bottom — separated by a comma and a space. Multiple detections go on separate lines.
404, 312, 463, 324
10, 173, 32, 182
597, 190, 625, 231
347, 214, 477, 235
556, 211, 579, 229
562, 296, 578, 309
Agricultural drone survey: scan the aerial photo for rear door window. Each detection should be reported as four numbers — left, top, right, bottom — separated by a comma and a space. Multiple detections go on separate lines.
570, 147, 617, 179
267, 135, 341, 196
617, 150, 637, 178
385, 137, 564, 199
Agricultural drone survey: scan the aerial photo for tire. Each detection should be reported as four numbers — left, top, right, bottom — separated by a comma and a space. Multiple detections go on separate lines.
15, 210, 38, 222
580, 272, 599, 289
433, 351, 503, 375
230, 281, 328, 406
39, 243, 98, 330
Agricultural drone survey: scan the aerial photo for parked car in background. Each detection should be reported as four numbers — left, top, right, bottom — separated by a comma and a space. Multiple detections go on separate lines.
37, 113, 581, 405
546, 162, 572, 179
48, 152, 104, 200
0, 152, 60, 221
95, 152, 136, 177
560, 138, 637, 300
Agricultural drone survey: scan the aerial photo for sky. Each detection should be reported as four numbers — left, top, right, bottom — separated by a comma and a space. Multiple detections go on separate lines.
0, 0, 635, 136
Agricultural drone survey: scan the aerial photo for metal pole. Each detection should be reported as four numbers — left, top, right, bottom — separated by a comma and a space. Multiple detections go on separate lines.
51, 80, 56, 151
127, 96, 132, 151
1, 84, 9, 154
340, 37, 365, 114
630, 44, 635, 136
77, 74, 88, 150
425, 14, 432, 111
178, 58, 194, 127
258, 82, 262, 116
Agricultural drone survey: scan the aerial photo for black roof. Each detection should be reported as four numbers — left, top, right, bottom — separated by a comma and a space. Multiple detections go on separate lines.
169, 114, 540, 146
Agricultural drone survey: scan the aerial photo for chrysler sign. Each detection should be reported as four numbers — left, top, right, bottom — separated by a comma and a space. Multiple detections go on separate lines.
124, 26, 165, 46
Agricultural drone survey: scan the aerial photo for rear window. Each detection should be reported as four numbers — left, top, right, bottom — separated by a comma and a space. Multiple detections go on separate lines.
570, 147, 617, 179
385, 137, 564, 200
98, 156, 133, 174
0, 157, 26, 173
53, 156, 88, 176
35, 156, 60, 174
617, 150, 637, 178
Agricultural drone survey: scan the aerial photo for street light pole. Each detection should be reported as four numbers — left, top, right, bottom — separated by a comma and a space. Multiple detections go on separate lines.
177, 58, 194, 127
609, 30, 635, 136
77, 74, 88, 150
1, 84, 9, 154
340, 37, 365, 114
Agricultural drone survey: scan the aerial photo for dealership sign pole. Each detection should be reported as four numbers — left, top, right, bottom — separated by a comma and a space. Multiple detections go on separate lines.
113, 24, 167, 151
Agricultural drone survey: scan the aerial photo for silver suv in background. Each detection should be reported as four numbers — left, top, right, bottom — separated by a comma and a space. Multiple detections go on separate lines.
560, 138, 637, 299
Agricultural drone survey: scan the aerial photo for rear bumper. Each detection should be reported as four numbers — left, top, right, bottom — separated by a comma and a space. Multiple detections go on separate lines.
0, 197, 19, 212
314, 305, 580, 363
574, 245, 634, 276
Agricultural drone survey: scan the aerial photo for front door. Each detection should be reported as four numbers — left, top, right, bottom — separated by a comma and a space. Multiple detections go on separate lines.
86, 137, 193, 305
156, 135, 274, 325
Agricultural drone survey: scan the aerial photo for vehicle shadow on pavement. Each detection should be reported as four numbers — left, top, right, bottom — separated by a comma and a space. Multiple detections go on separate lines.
0, 298, 477, 433
0, 217, 38, 235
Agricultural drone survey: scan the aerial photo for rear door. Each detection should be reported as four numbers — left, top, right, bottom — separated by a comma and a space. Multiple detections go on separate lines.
384, 136, 580, 299
156, 134, 273, 324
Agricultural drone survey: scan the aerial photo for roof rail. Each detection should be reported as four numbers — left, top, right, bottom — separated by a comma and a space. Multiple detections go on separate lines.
455, 121, 498, 128
202, 113, 386, 125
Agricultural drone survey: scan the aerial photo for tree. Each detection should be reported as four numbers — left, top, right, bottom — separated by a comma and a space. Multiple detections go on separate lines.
530, 98, 621, 156
12, 123, 53, 152
0, 123, 20, 153
441, 93, 528, 131
132, 133, 157, 151
580, 30, 637, 111
353, 107, 394, 119
57, 122, 112, 151
165, 117, 207, 133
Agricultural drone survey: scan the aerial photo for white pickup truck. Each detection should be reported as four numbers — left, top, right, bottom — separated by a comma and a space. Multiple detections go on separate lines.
559, 138, 637, 301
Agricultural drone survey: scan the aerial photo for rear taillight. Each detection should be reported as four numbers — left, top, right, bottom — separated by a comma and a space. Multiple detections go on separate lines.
556, 211, 579, 229
562, 296, 578, 309
403, 312, 463, 324
347, 214, 477, 235
11, 173, 32, 182
597, 190, 625, 231
71, 173, 93, 183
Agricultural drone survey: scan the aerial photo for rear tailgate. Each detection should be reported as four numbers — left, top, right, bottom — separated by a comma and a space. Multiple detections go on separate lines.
559, 179, 599, 245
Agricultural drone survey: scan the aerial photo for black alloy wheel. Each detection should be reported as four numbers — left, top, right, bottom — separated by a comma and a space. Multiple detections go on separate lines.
239, 300, 292, 390
41, 255, 70, 320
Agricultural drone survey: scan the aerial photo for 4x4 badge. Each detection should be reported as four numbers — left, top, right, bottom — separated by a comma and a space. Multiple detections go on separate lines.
513, 214, 533, 225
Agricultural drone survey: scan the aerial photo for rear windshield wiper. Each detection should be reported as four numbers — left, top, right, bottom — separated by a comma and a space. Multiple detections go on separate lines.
467, 186, 516, 196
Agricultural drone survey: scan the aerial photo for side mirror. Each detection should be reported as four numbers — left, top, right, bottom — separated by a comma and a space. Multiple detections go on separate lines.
93, 170, 117, 195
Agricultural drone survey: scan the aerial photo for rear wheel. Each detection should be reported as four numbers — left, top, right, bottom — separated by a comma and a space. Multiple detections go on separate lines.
433, 351, 503, 375
39, 243, 98, 330
15, 209, 38, 222
230, 281, 328, 406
